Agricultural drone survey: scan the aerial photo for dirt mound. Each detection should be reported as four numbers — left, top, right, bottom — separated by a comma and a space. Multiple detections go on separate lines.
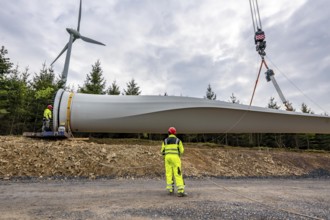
1, 136, 330, 180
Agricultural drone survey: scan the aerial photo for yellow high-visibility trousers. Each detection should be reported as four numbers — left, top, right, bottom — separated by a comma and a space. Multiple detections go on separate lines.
164, 154, 185, 193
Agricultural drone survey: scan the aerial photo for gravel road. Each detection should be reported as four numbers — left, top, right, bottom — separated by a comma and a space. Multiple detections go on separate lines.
0, 177, 329, 220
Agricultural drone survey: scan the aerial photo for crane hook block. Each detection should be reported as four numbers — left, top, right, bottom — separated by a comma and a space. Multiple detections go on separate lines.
255, 29, 265, 44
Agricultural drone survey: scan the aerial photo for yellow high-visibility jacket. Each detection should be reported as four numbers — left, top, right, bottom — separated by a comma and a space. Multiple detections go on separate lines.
161, 134, 184, 156
43, 108, 52, 120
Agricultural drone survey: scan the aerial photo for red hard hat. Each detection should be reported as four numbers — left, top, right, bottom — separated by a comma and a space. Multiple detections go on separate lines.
168, 127, 177, 135
47, 105, 53, 109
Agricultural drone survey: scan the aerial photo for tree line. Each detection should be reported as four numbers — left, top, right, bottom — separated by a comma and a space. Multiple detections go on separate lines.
1, 45, 329, 150
0, 46, 142, 135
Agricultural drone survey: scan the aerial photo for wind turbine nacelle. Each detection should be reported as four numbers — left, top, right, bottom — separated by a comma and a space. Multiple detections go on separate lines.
52, 89, 330, 134
66, 28, 81, 38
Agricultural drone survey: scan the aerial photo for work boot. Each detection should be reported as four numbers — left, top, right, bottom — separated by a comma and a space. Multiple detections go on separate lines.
177, 192, 187, 197
168, 187, 174, 195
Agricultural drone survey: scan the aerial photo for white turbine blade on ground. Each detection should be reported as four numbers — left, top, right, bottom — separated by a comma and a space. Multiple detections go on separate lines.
53, 89, 330, 134
80, 35, 106, 46
77, 0, 82, 32
51, 43, 69, 66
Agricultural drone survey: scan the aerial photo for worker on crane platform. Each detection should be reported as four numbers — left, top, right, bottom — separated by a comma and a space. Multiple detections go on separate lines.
161, 127, 187, 197
42, 104, 53, 132
255, 28, 266, 56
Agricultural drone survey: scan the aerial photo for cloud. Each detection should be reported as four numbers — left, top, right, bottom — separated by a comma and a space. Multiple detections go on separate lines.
0, 0, 329, 114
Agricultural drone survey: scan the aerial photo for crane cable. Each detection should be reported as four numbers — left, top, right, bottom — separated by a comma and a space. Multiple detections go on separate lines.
64, 133, 324, 220
266, 55, 329, 114
249, 56, 269, 106
206, 178, 324, 220
248, 0, 267, 106
249, 0, 263, 32
249, 0, 326, 113
69, 136, 324, 220
209, 0, 269, 143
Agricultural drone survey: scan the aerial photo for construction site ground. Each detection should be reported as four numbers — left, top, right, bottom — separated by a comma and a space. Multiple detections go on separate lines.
0, 135, 330, 219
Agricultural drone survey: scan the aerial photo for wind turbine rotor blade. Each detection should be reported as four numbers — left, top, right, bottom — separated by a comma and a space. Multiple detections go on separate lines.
51, 43, 69, 66
77, 0, 82, 32
51, 38, 78, 66
80, 35, 106, 46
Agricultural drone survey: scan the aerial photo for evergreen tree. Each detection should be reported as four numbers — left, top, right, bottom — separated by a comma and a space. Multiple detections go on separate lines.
229, 93, 240, 104
30, 63, 60, 132
205, 84, 216, 100
78, 60, 106, 94
4, 66, 33, 134
267, 97, 280, 109
314, 134, 330, 150
297, 103, 315, 149
31, 63, 58, 98
18, 67, 33, 132
226, 93, 242, 146
301, 102, 314, 114
107, 80, 120, 95
123, 79, 141, 95
0, 46, 13, 77
0, 46, 13, 118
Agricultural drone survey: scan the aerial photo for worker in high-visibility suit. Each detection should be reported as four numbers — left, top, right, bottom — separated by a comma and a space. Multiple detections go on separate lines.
42, 105, 53, 132
161, 127, 187, 197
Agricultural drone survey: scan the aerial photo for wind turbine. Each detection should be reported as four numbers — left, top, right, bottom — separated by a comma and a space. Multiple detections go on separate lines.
49, 1, 330, 135
51, 0, 105, 85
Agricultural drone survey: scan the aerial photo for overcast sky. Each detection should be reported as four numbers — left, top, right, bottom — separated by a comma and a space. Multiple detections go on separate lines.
1, 0, 329, 114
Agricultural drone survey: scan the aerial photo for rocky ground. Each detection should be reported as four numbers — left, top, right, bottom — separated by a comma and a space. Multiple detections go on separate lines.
1, 135, 330, 179
1, 136, 330, 220
1, 177, 329, 219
